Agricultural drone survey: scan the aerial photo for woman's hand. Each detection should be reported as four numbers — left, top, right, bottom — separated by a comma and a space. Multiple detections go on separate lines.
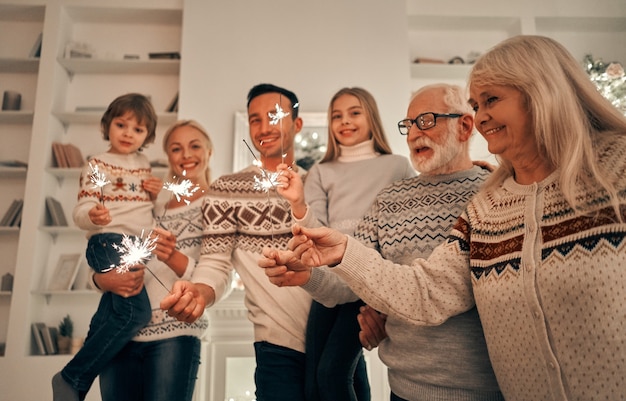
289, 224, 348, 267
88, 203, 111, 226
93, 265, 145, 298
276, 163, 308, 219
150, 227, 188, 277
143, 176, 163, 201
160, 281, 215, 323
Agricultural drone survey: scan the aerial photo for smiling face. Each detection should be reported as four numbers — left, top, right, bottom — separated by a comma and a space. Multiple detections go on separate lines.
469, 84, 536, 166
330, 94, 371, 147
405, 89, 469, 175
107, 112, 149, 155
165, 124, 211, 187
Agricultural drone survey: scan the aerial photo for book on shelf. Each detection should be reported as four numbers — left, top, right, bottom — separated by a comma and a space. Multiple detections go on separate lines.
28, 32, 43, 58
51, 142, 85, 168
0, 199, 23, 227
148, 51, 180, 60
166, 92, 179, 112
40, 325, 58, 355
0, 160, 28, 168
31, 322, 47, 355
45, 196, 68, 226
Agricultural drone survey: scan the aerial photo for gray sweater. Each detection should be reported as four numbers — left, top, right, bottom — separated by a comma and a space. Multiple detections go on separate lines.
304, 166, 504, 401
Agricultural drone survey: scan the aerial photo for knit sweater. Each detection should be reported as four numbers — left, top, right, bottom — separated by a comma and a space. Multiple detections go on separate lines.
303, 141, 415, 234
199, 165, 312, 352
73, 152, 154, 238
333, 135, 626, 401
304, 166, 503, 400
133, 196, 231, 341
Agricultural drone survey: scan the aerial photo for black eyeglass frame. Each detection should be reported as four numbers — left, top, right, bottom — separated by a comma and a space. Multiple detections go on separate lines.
397, 112, 463, 135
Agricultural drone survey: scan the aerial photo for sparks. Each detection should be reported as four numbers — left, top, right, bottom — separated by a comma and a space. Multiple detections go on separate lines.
88, 162, 110, 189
254, 170, 281, 192
268, 103, 290, 125
162, 170, 200, 205
112, 231, 157, 274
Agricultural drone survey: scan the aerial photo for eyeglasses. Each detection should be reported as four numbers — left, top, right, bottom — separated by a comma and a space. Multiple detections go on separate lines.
397, 112, 463, 135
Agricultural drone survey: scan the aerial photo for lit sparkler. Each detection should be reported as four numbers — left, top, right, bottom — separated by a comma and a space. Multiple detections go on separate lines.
269, 103, 290, 125
112, 230, 170, 292
88, 162, 110, 204
162, 170, 200, 205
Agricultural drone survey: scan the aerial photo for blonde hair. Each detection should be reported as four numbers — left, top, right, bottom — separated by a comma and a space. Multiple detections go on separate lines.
470, 35, 626, 217
162, 120, 213, 185
321, 87, 392, 163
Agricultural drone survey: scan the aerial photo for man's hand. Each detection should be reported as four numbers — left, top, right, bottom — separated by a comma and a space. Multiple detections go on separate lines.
289, 224, 348, 267
259, 247, 312, 287
160, 280, 209, 323
358, 305, 387, 351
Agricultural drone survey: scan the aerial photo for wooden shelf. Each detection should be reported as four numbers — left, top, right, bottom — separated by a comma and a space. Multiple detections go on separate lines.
0, 57, 39, 74
0, 166, 27, 178
53, 111, 177, 126
58, 58, 180, 76
0, 227, 20, 235
0, 110, 34, 124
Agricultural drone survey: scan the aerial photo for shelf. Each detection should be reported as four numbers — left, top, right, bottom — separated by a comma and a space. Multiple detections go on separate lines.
32, 289, 98, 304
0, 227, 20, 235
0, 57, 39, 74
0, 166, 27, 178
57, 58, 180, 76
410, 63, 472, 80
0, 291, 11, 296
53, 111, 177, 126
0, 111, 34, 124
39, 226, 81, 235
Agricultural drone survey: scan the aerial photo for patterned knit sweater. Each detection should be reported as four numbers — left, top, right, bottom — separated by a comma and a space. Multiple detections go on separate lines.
334, 135, 626, 401
133, 196, 231, 341
73, 152, 154, 238
304, 166, 503, 400
199, 165, 312, 352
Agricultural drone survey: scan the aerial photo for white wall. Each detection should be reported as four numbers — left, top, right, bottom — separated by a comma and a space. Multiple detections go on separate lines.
179, 0, 411, 179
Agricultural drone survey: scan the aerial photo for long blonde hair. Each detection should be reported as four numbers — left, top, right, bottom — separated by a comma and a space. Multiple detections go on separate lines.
320, 87, 392, 163
470, 35, 626, 216
162, 119, 213, 186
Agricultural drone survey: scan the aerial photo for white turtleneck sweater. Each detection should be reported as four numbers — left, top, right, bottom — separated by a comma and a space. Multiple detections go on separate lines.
301, 139, 415, 234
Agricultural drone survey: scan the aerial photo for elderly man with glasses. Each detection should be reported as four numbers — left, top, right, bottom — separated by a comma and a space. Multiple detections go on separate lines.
260, 83, 503, 401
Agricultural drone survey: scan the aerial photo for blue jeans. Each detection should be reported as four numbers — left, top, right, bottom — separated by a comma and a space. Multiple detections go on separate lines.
61, 289, 151, 394
99, 336, 201, 401
86, 233, 127, 273
305, 300, 371, 401
254, 341, 306, 401
390, 392, 408, 401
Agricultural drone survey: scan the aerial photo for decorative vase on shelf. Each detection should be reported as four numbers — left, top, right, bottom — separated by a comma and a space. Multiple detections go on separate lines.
57, 314, 73, 355
70, 337, 84, 355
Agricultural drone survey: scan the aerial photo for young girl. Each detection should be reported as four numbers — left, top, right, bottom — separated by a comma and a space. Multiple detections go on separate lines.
278, 87, 415, 401
53, 93, 162, 401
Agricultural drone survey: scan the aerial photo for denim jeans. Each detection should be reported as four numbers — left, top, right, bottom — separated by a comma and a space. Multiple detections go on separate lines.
254, 341, 306, 401
86, 233, 127, 273
305, 300, 371, 401
61, 289, 151, 393
99, 336, 201, 401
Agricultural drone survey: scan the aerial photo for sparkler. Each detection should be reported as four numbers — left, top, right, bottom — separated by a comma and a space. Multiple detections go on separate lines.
162, 170, 200, 205
111, 230, 170, 293
88, 162, 110, 204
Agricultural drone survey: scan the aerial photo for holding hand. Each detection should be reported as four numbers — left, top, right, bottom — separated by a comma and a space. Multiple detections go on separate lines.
275, 163, 308, 219
289, 224, 349, 267
259, 247, 313, 287
357, 305, 387, 351
93, 265, 145, 298
142, 176, 163, 200
88, 203, 111, 226
160, 280, 208, 323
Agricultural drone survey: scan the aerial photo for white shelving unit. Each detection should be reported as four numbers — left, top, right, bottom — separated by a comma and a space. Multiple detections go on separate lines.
0, 2, 44, 356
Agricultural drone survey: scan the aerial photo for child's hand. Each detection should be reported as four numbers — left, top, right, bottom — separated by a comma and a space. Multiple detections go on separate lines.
89, 203, 111, 226
143, 176, 163, 200
276, 163, 307, 218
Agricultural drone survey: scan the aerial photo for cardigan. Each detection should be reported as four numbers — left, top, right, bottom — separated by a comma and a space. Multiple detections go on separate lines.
333, 134, 626, 401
